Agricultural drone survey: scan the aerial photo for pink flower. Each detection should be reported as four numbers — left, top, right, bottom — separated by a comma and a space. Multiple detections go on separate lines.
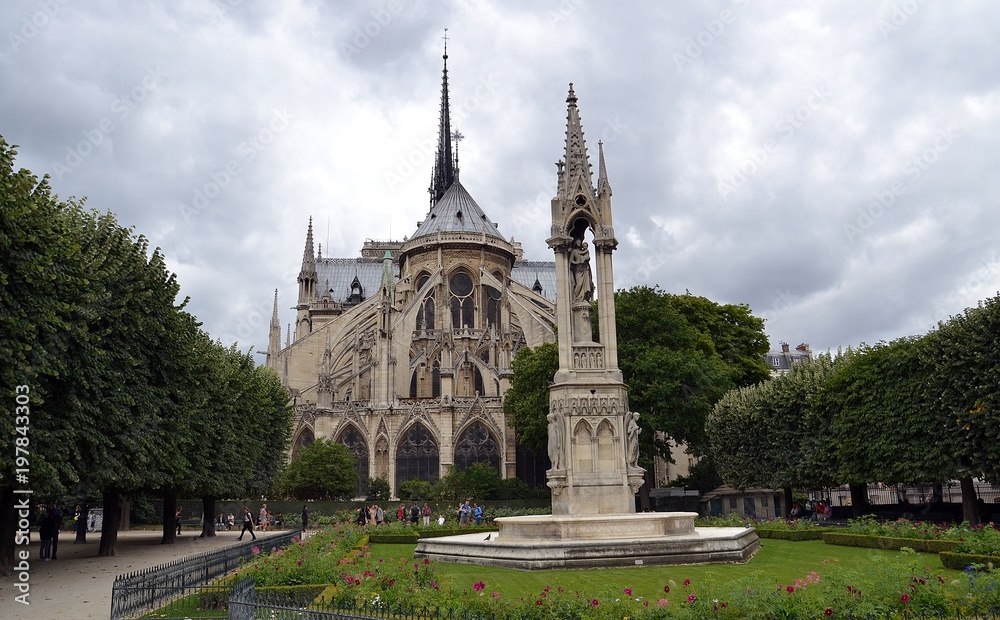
424, 558, 430, 564
786, 585, 795, 593
658, 598, 669, 608
901, 594, 910, 603
590, 598, 600, 607
252, 546, 261, 555
473, 581, 486, 592
687, 594, 697, 603
624, 587, 633, 596
492, 592, 500, 599
683, 578, 691, 586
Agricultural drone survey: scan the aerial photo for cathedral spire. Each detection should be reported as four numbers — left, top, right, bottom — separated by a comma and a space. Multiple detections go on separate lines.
299, 217, 317, 280
266, 288, 281, 369
562, 83, 595, 197
429, 30, 456, 206
297, 217, 317, 305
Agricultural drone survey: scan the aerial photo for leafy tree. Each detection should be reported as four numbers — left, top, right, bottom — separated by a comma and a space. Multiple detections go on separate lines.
276, 439, 356, 500
923, 296, 1000, 524
397, 478, 434, 502
614, 286, 737, 459
435, 462, 502, 501
366, 476, 391, 501
504, 342, 558, 456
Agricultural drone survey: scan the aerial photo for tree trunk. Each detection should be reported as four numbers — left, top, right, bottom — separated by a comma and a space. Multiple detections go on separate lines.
161, 490, 177, 544
98, 489, 121, 557
0, 486, 15, 576
849, 482, 870, 518
119, 497, 131, 531
960, 476, 981, 526
931, 482, 944, 504
200, 496, 217, 538
783, 487, 794, 518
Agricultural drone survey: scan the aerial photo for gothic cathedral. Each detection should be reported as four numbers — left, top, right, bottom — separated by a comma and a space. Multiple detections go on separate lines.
265, 50, 614, 499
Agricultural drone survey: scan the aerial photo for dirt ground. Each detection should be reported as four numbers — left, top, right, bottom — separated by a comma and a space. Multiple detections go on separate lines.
0, 527, 284, 619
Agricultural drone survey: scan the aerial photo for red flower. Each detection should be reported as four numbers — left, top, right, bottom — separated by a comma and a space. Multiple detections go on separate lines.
901, 594, 910, 603
424, 558, 430, 564
687, 594, 697, 603
624, 587, 633, 596
663, 585, 670, 593
590, 599, 600, 607
786, 585, 795, 593
824, 608, 833, 616
473, 581, 486, 592
536, 600, 543, 606
683, 578, 691, 586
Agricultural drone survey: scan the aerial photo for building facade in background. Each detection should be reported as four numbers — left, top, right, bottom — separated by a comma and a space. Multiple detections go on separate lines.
265, 51, 561, 497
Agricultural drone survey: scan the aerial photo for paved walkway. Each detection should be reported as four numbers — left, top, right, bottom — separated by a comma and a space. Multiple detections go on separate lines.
0, 527, 289, 619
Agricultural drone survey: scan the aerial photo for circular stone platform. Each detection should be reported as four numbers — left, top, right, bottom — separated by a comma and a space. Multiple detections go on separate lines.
413, 512, 759, 570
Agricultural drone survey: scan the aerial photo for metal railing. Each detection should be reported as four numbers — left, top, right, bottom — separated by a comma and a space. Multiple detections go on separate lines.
109, 530, 300, 620
228, 578, 490, 620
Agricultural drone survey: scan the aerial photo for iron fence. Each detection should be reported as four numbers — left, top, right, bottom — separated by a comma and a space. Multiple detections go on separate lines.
109, 530, 300, 620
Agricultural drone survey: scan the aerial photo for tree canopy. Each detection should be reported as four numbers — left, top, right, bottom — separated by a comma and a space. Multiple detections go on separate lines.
275, 439, 357, 501
0, 136, 291, 571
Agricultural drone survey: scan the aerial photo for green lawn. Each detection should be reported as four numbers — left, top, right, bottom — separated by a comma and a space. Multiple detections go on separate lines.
371, 539, 962, 602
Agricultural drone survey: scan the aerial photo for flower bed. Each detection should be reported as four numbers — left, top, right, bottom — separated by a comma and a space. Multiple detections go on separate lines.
223, 520, 1000, 619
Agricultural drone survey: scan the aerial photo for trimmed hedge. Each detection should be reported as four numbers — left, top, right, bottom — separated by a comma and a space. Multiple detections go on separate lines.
939, 551, 999, 571
259, 584, 329, 602
756, 528, 830, 541
823, 532, 959, 553
369, 533, 419, 544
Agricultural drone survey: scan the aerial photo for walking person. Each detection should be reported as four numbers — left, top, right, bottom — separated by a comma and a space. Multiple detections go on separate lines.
49, 502, 61, 559
175, 506, 183, 535
300, 504, 309, 536
39, 507, 56, 561
237, 507, 256, 541
422, 503, 431, 526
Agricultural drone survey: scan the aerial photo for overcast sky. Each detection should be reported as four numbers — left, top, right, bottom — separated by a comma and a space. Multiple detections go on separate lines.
2, 0, 998, 359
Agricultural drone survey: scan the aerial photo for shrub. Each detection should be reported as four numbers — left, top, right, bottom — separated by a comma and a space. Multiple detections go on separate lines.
823, 532, 959, 553
366, 476, 390, 502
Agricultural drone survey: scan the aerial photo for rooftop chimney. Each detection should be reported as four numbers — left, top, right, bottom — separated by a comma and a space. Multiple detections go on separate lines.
781, 342, 790, 353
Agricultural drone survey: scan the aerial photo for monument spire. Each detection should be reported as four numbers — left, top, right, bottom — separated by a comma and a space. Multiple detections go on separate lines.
297, 217, 317, 307
562, 83, 595, 200
429, 30, 456, 206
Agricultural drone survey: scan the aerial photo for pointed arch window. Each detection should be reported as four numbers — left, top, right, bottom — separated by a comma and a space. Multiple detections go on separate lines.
396, 422, 439, 493
484, 284, 502, 329
449, 271, 475, 329
291, 427, 314, 460
473, 366, 484, 396
454, 421, 500, 473
409, 371, 418, 398
416, 273, 435, 331
431, 360, 441, 398
337, 425, 369, 499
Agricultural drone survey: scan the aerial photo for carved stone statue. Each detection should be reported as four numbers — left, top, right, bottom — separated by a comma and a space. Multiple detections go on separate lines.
569, 237, 594, 302
547, 410, 565, 470
625, 410, 640, 468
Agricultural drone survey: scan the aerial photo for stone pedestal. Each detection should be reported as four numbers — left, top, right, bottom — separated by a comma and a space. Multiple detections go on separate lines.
414, 513, 760, 570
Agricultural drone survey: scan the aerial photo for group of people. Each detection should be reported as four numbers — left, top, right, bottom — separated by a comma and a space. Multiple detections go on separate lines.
456, 500, 484, 526
788, 499, 833, 521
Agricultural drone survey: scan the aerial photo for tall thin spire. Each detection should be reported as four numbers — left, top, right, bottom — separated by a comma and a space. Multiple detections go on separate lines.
429, 29, 456, 206
597, 140, 612, 197
562, 83, 594, 194
299, 217, 317, 280
270, 289, 280, 329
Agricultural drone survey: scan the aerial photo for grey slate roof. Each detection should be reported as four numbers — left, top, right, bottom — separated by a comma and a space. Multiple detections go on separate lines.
410, 181, 505, 241
511, 261, 557, 301
317, 258, 397, 303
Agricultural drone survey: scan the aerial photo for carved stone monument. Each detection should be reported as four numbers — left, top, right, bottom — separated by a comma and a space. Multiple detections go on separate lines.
415, 85, 759, 569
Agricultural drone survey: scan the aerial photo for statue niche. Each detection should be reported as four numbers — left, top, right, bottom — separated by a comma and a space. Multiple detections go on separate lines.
568, 219, 595, 343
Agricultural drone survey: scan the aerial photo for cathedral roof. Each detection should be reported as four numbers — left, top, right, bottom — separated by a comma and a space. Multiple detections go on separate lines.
510, 261, 557, 301
409, 180, 505, 241
316, 258, 400, 305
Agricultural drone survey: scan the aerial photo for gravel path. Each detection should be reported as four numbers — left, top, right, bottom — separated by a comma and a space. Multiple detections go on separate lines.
0, 528, 283, 619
